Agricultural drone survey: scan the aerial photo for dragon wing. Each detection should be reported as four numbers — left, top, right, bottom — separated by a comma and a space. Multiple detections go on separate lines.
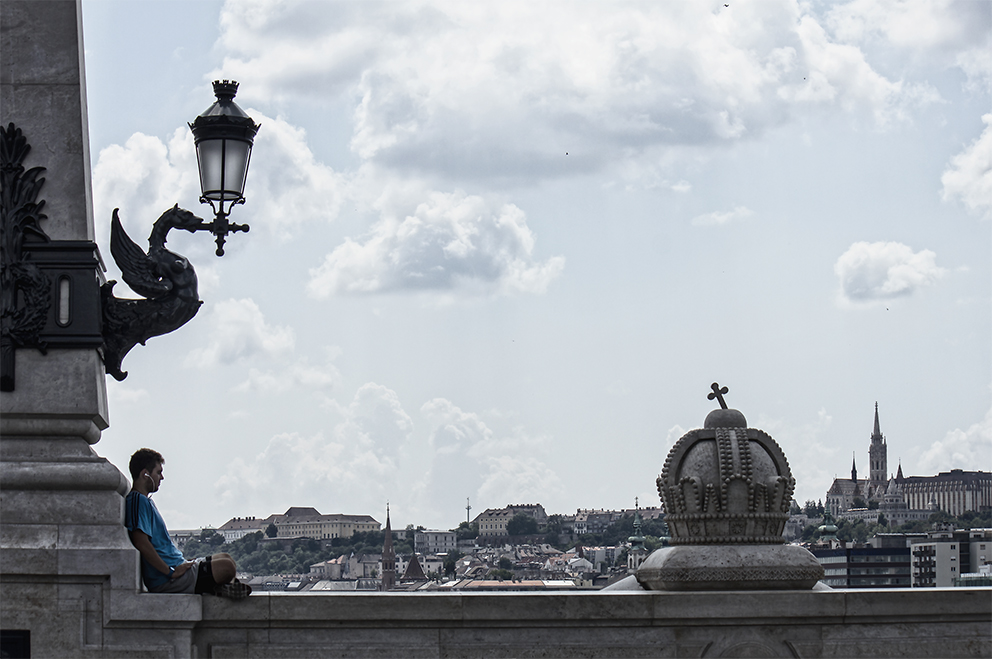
110, 209, 173, 299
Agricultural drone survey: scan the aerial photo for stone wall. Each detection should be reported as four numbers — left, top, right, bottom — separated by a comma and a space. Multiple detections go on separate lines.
191, 589, 990, 658
13, 587, 976, 658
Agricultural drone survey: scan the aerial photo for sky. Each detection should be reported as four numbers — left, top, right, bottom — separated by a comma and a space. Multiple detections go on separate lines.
79, 0, 990, 531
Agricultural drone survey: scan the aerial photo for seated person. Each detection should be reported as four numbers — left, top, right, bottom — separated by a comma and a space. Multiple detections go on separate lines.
125, 448, 250, 599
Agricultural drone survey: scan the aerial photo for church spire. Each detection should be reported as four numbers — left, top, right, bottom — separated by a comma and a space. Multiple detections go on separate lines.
869, 402, 888, 490
851, 452, 858, 482
896, 461, 904, 481
872, 402, 883, 444
381, 503, 395, 591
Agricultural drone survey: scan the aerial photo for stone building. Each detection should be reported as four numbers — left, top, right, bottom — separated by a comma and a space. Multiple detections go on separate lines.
474, 502, 548, 537
217, 516, 265, 542
414, 529, 457, 554
898, 469, 992, 517
826, 403, 990, 518
264, 507, 380, 539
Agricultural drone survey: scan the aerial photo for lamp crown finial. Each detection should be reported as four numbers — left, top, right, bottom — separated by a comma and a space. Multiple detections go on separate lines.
212, 80, 239, 101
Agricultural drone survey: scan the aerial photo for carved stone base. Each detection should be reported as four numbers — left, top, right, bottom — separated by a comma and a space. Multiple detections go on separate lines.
635, 544, 824, 591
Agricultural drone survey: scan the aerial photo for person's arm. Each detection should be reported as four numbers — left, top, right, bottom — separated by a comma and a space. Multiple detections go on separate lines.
128, 530, 190, 579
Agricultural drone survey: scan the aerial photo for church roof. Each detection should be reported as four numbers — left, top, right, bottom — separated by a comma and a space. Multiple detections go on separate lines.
401, 554, 427, 581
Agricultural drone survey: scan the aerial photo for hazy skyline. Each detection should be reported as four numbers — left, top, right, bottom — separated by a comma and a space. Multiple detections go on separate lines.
80, 0, 990, 530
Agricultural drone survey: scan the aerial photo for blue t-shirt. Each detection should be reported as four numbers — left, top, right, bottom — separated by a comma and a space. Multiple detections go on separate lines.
124, 491, 185, 590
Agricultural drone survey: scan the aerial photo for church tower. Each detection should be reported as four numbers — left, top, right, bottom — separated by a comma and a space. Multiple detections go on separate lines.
869, 403, 887, 493
381, 505, 396, 591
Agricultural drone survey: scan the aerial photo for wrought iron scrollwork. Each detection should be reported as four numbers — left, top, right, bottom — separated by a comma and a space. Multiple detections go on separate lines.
0, 123, 52, 391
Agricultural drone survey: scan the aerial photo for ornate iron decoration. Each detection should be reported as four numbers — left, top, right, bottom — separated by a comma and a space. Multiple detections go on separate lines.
0, 123, 52, 391
101, 206, 204, 380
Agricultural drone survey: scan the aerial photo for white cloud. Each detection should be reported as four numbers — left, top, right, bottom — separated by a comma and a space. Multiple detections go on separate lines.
214, 384, 569, 524
418, 397, 564, 512
215, 382, 415, 512
307, 189, 564, 297
941, 113, 992, 219
233, 357, 340, 394
834, 241, 946, 304
184, 298, 294, 367
916, 407, 992, 474
825, 0, 991, 91
107, 386, 149, 404
216, 0, 931, 185
477, 455, 565, 508
691, 205, 754, 226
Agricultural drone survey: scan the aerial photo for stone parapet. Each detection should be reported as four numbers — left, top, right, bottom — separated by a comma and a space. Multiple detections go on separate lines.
182, 588, 990, 658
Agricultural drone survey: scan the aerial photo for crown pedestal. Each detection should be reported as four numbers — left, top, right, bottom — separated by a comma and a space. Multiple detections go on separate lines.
636, 396, 824, 591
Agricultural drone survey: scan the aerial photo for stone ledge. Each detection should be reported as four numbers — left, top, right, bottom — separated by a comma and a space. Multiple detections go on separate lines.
196, 587, 990, 627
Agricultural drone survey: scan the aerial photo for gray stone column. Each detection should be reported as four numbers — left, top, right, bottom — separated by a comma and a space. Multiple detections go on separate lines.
0, 2, 160, 655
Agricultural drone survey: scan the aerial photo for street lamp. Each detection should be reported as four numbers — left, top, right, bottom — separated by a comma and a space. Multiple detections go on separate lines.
188, 80, 260, 256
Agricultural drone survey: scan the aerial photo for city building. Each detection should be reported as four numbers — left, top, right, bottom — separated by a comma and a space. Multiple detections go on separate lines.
812, 545, 911, 588
911, 529, 992, 587
415, 529, 457, 554
266, 507, 380, 539
573, 509, 622, 535
474, 503, 548, 537
217, 516, 265, 542
898, 470, 992, 517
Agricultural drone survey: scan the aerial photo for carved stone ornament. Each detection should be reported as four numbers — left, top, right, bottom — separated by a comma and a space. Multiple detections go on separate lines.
101, 206, 204, 380
657, 414, 795, 545
636, 383, 824, 590
0, 123, 52, 391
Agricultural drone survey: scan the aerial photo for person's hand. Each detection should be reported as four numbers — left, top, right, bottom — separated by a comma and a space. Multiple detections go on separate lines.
171, 562, 192, 579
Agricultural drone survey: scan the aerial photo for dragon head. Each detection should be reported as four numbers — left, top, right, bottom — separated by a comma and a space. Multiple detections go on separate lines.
159, 204, 206, 233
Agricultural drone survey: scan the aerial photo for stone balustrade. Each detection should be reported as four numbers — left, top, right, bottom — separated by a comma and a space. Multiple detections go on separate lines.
90, 588, 992, 658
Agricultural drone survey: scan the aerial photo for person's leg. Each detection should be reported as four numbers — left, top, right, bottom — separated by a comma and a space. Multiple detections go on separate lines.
210, 553, 236, 585
151, 563, 197, 594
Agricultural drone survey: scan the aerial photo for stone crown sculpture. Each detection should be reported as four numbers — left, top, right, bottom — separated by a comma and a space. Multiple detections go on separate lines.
636, 383, 824, 591
657, 405, 795, 545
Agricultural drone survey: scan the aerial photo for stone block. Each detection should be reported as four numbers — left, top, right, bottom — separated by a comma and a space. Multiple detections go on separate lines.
649, 589, 847, 625
0, 522, 58, 549
0, 351, 108, 429
0, 436, 99, 460
0, 546, 58, 573
261, 628, 443, 658
109, 590, 202, 623
100, 626, 196, 659
842, 587, 991, 622
1, 489, 122, 524
201, 591, 271, 622
0, 0, 82, 86
57, 523, 132, 550
1, 459, 130, 492
0, 579, 59, 610
439, 626, 678, 658
59, 547, 139, 591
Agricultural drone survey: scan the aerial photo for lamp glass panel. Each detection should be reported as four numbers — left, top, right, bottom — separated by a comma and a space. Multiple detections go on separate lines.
196, 140, 225, 200
222, 141, 251, 198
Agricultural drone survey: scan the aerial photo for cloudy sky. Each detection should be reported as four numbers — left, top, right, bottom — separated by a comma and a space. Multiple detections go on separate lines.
80, 0, 990, 531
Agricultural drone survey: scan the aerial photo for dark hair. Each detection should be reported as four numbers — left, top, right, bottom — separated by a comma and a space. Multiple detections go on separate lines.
129, 448, 164, 482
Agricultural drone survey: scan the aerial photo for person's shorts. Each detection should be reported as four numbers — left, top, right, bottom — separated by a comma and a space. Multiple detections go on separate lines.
151, 556, 217, 594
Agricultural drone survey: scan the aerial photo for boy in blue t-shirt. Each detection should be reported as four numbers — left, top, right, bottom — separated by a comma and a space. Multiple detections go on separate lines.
124, 448, 250, 598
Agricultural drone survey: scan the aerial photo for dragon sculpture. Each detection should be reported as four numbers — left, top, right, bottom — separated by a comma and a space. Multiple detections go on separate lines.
101, 205, 204, 381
